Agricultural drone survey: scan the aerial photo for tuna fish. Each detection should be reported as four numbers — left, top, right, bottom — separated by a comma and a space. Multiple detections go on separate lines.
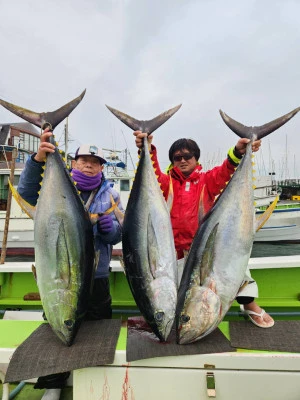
176, 106, 300, 344
106, 104, 181, 341
1, 91, 96, 346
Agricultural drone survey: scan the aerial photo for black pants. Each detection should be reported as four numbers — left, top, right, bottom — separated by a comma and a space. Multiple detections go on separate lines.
35, 277, 112, 390
236, 296, 254, 305
85, 277, 112, 320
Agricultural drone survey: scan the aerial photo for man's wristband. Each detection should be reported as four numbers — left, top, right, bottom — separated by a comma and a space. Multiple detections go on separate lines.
227, 146, 242, 166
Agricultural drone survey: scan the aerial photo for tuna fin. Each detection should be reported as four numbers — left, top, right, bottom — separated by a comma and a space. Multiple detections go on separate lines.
105, 104, 182, 134
55, 220, 71, 287
31, 264, 37, 281
8, 179, 36, 219
89, 213, 99, 225
198, 184, 209, 224
219, 107, 300, 141
147, 215, 159, 279
0, 90, 86, 131
166, 176, 174, 211
89, 196, 124, 225
236, 280, 248, 295
255, 195, 279, 232
109, 194, 125, 226
103, 197, 118, 215
200, 223, 219, 285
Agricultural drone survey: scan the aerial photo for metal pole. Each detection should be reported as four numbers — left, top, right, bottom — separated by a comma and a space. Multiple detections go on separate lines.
64, 118, 69, 157
0, 148, 18, 264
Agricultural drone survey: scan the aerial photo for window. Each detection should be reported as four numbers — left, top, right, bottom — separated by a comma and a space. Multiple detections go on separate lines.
120, 179, 130, 191
18, 132, 40, 153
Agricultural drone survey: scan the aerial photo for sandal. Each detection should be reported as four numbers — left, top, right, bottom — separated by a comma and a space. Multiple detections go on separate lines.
240, 305, 274, 328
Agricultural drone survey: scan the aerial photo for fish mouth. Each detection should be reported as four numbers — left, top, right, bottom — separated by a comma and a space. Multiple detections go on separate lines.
153, 310, 175, 342
177, 290, 221, 344
161, 318, 174, 342
52, 319, 76, 346
55, 329, 74, 346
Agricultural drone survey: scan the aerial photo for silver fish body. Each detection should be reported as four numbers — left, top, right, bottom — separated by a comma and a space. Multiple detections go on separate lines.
122, 137, 177, 341
106, 104, 181, 341
35, 145, 95, 345
0, 91, 94, 345
177, 106, 300, 344
177, 144, 254, 344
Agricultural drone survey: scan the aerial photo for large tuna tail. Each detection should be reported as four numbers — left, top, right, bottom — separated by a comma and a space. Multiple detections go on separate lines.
219, 106, 300, 140
106, 104, 182, 134
0, 90, 86, 131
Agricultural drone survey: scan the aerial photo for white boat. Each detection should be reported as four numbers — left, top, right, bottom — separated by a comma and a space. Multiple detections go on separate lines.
102, 147, 134, 211
253, 175, 278, 207
254, 177, 300, 243
255, 200, 300, 242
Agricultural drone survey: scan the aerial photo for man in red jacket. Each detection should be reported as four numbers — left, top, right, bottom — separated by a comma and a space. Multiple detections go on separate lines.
134, 131, 274, 329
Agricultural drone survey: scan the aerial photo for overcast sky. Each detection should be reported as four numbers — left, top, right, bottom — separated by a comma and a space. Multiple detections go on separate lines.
1, 0, 299, 178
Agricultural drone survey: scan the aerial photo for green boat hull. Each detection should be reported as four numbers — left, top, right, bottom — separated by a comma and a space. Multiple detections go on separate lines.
1, 261, 300, 320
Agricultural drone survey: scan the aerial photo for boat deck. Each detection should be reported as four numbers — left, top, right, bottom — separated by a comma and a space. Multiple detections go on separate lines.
1, 256, 300, 398
1, 319, 300, 400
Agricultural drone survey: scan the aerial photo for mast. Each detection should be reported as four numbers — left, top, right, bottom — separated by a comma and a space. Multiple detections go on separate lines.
0, 148, 18, 264
64, 118, 69, 157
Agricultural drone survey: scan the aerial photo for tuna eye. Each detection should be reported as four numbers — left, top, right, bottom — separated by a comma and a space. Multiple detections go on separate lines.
154, 311, 165, 323
181, 314, 190, 323
64, 319, 74, 330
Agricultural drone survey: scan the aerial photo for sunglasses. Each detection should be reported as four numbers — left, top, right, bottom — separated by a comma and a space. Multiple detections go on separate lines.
173, 153, 194, 162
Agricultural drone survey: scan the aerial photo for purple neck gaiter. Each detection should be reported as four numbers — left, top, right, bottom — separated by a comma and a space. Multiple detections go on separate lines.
71, 169, 102, 191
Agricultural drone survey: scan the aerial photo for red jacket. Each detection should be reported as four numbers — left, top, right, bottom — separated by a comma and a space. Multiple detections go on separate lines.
150, 146, 236, 259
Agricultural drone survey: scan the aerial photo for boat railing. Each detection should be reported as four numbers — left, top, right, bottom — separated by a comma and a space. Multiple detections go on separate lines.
257, 201, 300, 211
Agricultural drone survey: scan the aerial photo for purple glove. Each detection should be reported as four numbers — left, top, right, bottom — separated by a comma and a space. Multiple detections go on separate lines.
97, 214, 114, 234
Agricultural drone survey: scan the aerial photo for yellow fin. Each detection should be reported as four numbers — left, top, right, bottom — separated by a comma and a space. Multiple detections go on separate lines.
31, 264, 37, 281
166, 176, 174, 211
255, 196, 279, 232
8, 179, 36, 219
237, 281, 248, 295
109, 194, 124, 225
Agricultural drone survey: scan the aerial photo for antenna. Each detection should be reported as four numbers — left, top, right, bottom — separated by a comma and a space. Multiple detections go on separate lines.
121, 130, 136, 172
64, 117, 69, 156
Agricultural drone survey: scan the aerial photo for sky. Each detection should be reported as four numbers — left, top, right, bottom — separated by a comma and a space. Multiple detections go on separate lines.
0, 0, 300, 179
